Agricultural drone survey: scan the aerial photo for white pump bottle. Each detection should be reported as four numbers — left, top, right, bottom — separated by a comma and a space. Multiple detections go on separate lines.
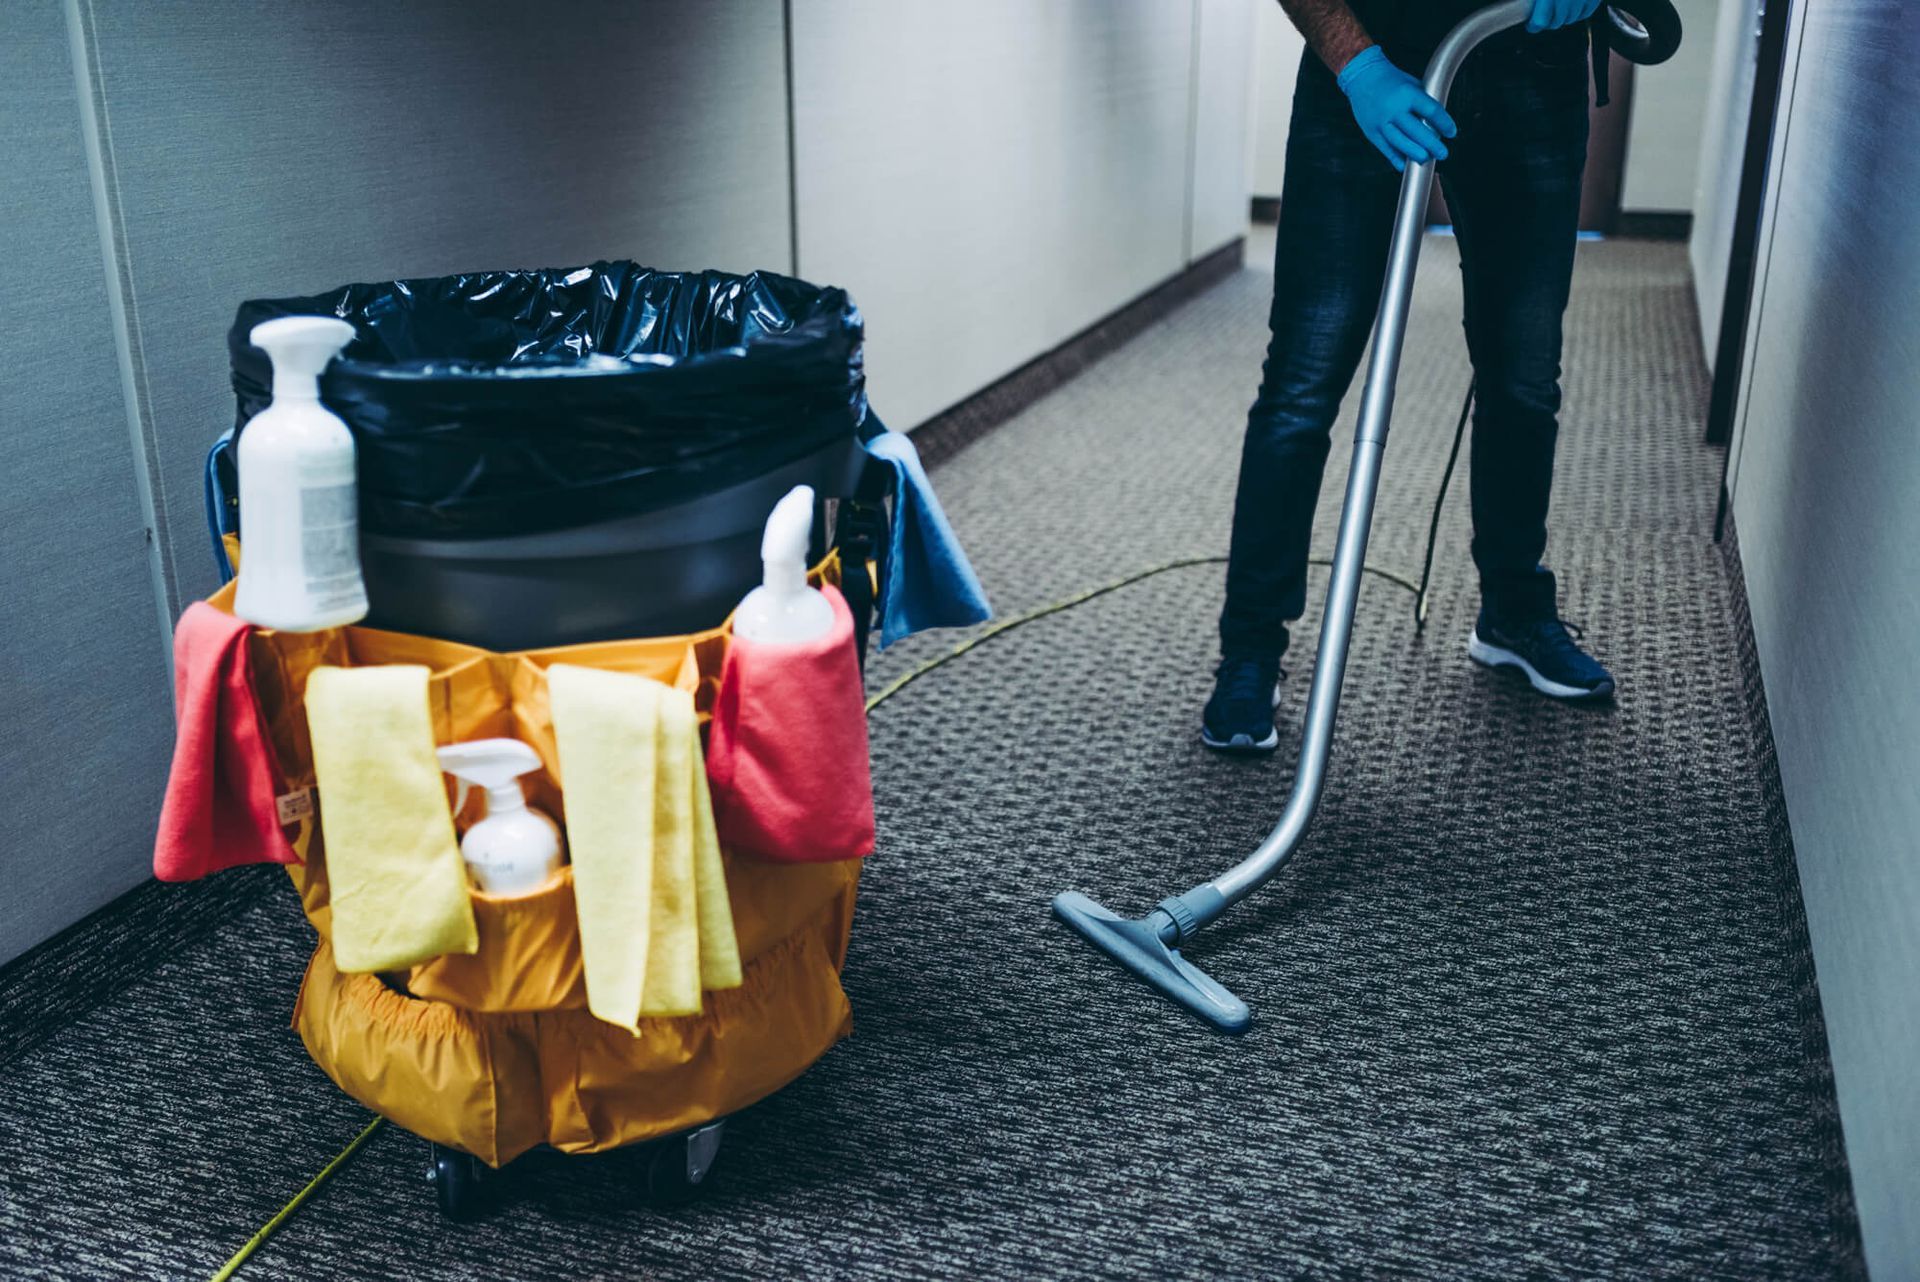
436, 738, 565, 897
233, 315, 369, 632
732, 485, 835, 644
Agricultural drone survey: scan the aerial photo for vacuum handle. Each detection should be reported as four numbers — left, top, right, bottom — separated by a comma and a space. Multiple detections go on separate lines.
1420, 1, 1531, 102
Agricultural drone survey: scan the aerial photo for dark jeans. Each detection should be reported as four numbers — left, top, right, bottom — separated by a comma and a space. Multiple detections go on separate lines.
1220, 34, 1590, 664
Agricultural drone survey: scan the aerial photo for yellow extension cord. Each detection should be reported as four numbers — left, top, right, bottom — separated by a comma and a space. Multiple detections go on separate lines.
864, 553, 1426, 715
212, 552, 1428, 1279
209, 1117, 383, 1280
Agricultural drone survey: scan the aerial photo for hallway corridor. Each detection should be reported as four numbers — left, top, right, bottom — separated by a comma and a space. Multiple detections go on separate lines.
0, 236, 1864, 1278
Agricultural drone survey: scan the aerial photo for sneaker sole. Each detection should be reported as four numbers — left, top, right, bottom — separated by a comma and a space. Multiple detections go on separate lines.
1467, 631, 1614, 701
1200, 727, 1281, 753
1200, 683, 1283, 753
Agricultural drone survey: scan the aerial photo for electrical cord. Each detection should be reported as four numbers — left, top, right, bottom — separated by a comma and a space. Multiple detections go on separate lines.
214, 388, 1477, 1277
866, 555, 1427, 714
209, 1117, 382, 1281
868, 380, 1476, 712
1414, 378, 1475, 630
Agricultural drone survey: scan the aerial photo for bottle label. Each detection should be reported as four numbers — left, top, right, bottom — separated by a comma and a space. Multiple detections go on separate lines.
299, 482, 364, 612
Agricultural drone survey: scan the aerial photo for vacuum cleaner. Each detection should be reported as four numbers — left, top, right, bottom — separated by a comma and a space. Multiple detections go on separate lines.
1052, 0, 1683, 1034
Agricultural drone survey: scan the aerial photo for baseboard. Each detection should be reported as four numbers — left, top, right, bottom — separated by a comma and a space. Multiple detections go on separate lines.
1614, 210, 1693, 241
1717, 512, 1867, 1268
1249, 196, 1281, 225
912, 239, 1243, 470
0, 865, 280, 1070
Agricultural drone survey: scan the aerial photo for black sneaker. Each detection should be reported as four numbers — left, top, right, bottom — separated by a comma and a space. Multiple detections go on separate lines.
1468, 609, 1615, 701
1202, 657, 1283, 753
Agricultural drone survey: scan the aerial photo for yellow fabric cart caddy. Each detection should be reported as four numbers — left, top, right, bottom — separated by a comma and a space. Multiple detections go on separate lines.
206, 542, 864, 1213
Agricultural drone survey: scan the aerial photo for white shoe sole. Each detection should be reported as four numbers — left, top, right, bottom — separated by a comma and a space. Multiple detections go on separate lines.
1468, 630, 1613, 701
1201, 683, 1283, 753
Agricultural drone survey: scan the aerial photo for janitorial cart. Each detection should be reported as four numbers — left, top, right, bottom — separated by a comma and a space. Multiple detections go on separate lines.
160, 262, 981, 1219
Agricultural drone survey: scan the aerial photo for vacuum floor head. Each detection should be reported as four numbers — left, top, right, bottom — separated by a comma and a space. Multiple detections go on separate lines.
1050, 892, 1251, 1034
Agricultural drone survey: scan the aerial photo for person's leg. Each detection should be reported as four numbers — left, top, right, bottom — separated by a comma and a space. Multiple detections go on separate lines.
1207, 59, 1404, 750
1442, 33, 1587, 619
1441, 34, 1612, 698
1218, 59, 1404, 667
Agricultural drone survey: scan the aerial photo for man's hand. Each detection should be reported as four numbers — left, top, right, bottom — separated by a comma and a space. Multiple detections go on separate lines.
1335, 47, 1457, 174
1527, 0, 1604, 31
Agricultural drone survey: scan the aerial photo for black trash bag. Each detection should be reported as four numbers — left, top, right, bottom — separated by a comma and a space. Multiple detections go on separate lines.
230, 263, 866, 540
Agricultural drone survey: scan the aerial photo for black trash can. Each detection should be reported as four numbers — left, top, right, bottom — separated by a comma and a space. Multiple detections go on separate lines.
229, 263, 870, 649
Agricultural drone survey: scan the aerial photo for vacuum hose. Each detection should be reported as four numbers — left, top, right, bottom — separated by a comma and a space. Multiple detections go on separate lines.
1599, 0, 1683, 66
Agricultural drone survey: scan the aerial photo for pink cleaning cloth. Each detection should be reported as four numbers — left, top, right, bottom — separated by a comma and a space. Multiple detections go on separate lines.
707, 585, 875, 863
153, 603, 301, 881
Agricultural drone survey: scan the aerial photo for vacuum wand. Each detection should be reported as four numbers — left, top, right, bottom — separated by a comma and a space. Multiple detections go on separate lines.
1191, 0, 1536, 922
1050, 0, 1537, 1035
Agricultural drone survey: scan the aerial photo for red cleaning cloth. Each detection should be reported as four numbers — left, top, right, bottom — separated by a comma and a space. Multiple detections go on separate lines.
707, 585, 875, 863
153, 603, 301, 881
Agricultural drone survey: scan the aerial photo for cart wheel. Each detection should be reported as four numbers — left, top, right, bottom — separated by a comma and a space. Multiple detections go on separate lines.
427, 1143, 488, 1221
643, 1120, 725, 1205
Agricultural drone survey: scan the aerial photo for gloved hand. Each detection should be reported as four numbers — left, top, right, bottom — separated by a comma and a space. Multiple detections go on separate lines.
1336, 46, 1457, 174
1527, 0, 1604, 31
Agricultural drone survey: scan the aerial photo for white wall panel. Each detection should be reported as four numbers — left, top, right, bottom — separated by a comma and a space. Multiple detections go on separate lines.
1689, 0, 1761, 362
1620, 0, 1722, 212
1727, 0, 1920, 1272
0, 3, 174, 964
1189, 0, 1258, 259
790, 0, 1196, 429
1250, 2, 1310, 199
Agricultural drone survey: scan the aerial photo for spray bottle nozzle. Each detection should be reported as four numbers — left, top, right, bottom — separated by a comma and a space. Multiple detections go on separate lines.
436, 738, 543, 816
436, 738, 563, 898
733, 484, 835, 644
250, 316, 356, 400
761, 484, 815, 596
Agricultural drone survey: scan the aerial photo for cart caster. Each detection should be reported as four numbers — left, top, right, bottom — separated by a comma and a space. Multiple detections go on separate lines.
426, 1143, 489, 1221
643, 1119, 725, 1205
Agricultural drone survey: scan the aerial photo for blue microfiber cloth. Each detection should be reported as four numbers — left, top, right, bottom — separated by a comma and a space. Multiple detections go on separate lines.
859, 424, 992, 648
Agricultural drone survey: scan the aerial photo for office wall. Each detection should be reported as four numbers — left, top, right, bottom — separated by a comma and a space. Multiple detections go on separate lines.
0, 2, 177, 967
1620, 0, 1721, 212
1251, 1, 1309, 199
1189, 0, 1260, 260
2, 1, 1254, 964
0, 0, 792, 968
790, 0, 1201, 429
3, 0, 791, 959
82, 0, 793, 615
1690, 0, 1762, 363
1724, 0, 1920, 1273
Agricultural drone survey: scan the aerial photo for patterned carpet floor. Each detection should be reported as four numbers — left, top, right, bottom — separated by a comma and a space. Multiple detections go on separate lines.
0, 236, 1864, 1279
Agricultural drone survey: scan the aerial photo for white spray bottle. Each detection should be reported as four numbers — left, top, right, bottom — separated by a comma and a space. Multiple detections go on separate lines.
436, 738, 565, 897
733, 485, 835, 644
233, 316, 369, 632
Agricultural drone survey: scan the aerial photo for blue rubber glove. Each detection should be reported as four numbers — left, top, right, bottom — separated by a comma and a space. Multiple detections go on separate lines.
1527, 0, 1603, 31
1335, 46, 1457, 174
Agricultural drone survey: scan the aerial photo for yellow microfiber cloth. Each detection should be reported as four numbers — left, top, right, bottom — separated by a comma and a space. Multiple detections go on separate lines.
304, 665, 477, 972
549, 664, 742, 1030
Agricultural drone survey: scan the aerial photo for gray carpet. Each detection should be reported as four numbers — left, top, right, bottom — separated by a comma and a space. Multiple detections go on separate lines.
0, 237, 1864, 1279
